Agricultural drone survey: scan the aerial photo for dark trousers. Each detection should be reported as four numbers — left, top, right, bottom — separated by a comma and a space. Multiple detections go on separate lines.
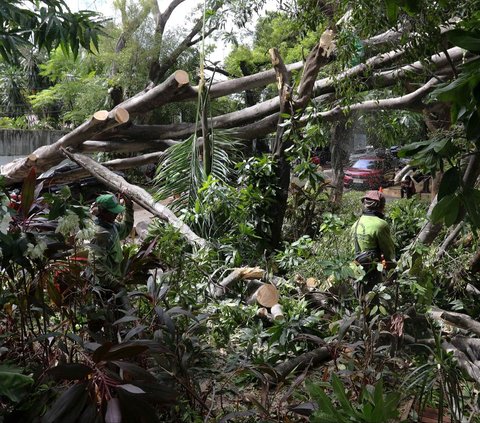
354, 267, 383, 300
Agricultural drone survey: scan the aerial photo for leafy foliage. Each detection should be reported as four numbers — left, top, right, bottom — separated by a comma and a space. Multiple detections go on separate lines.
0, 0, 105, 64
308, 374, 401, 423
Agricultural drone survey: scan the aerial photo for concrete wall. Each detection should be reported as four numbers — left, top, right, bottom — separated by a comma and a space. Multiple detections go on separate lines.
0, 129, 66, 156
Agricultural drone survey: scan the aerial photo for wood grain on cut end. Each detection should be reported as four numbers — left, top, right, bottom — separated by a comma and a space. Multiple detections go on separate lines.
114, 107, 129, 124
174, 70, 189, 86
256, 284, 280, 308
93, 110, 109, 121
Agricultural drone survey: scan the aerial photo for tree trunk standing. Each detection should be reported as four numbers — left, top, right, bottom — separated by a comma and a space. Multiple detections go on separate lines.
330, 117, 351, 207
199, 61, 212, 176
239, 60, 264, 156
266, 32, 335, 249
268, 48, 294, 250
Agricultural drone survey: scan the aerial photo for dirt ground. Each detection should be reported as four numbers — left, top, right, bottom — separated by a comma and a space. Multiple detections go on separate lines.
132, 203, 154, 238
133, 202, 154, 225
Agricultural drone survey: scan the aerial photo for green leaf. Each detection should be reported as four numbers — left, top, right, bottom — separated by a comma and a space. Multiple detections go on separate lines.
337, 315, 356, 341
371, 380, 385, 420
112, 361, 157, 382
43, 382, 88, 423
466, 109, 480, 140
331, 374, 354, 414
306, 381, 338, 418
124, 325, 147, 341
432, 73, 472, 104
92, 341, 113, 363
113, 315, 139, 325
118, 383, 145, 394
47, 363, 93, 381
103, 343, 149, 361
431, 194, 460, 226
0, 366, 33, 402
117, 389, 161, 423
438, 167, 460, 200
385, 0, 398, 23
448, 29, 480, 52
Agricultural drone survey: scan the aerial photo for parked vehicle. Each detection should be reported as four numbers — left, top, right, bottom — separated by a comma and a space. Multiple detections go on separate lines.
343, 155, 397, 190
38, 160, 124, 202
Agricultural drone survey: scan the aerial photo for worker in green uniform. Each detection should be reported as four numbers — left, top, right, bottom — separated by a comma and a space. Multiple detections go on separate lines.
89, 193, 134, 293
351, 190, 396, 298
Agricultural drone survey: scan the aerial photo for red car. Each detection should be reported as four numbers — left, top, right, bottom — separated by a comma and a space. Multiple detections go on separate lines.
343, 156, 396, 189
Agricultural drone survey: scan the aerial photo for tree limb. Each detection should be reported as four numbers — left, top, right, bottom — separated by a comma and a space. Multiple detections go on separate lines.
436, 222, 464, 259
1, 108, 129, 185
61, 149, 207, 249
41, 151, 165, 186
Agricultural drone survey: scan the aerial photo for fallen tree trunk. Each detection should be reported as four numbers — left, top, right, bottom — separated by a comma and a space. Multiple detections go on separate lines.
317, 77, 440, 119
114, 69, 190, 115
95, 49, 462, 144
78, 139, 178, 154
1, 70, 191, 185
428, 307, 480, 337
1, 108, 129, 184
61, 149, 207, 248
404, 334, 480, 384
248, 284, 280, 308
442, 341, 480, 383
41, 151, 165, 185
441, 311, 480, 337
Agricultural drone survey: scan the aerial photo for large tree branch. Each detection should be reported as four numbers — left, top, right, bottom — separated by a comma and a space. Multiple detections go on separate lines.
150, 4, 221, 84
428, 307, 480, 337
119, 69, 190, 115
153, 0, 186, 36
313, 77, 439, 120
78, 139, 178, 154
1, 70, 190, 184
295, 29, 334, 108
0, 109, 128, 185
61, 149, 207, 249
42, 151, 165, 186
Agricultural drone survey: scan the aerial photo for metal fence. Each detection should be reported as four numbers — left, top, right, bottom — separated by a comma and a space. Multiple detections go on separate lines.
0, 129, 65, 156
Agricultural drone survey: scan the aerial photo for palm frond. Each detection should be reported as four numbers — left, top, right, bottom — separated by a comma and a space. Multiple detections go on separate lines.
153, 130, 242, 212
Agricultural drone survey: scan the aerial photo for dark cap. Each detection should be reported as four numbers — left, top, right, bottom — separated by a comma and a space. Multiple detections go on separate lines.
95, 194, 125, 214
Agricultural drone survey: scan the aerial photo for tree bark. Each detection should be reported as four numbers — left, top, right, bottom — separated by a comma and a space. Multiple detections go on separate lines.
78, 139, 178, 154
267, 30, 335, 249
117, 70, 190, 116
100, 74, 440, 145
268, 47, 293, 249
41, 151, 165, 185
330, 117, 351, 206
213, 267, 265, 298
1, 108, 129, 185
436, 222, 464, 259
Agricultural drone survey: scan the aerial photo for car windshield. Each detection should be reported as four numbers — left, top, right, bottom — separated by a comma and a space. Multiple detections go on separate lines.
351, 159, 381, 169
